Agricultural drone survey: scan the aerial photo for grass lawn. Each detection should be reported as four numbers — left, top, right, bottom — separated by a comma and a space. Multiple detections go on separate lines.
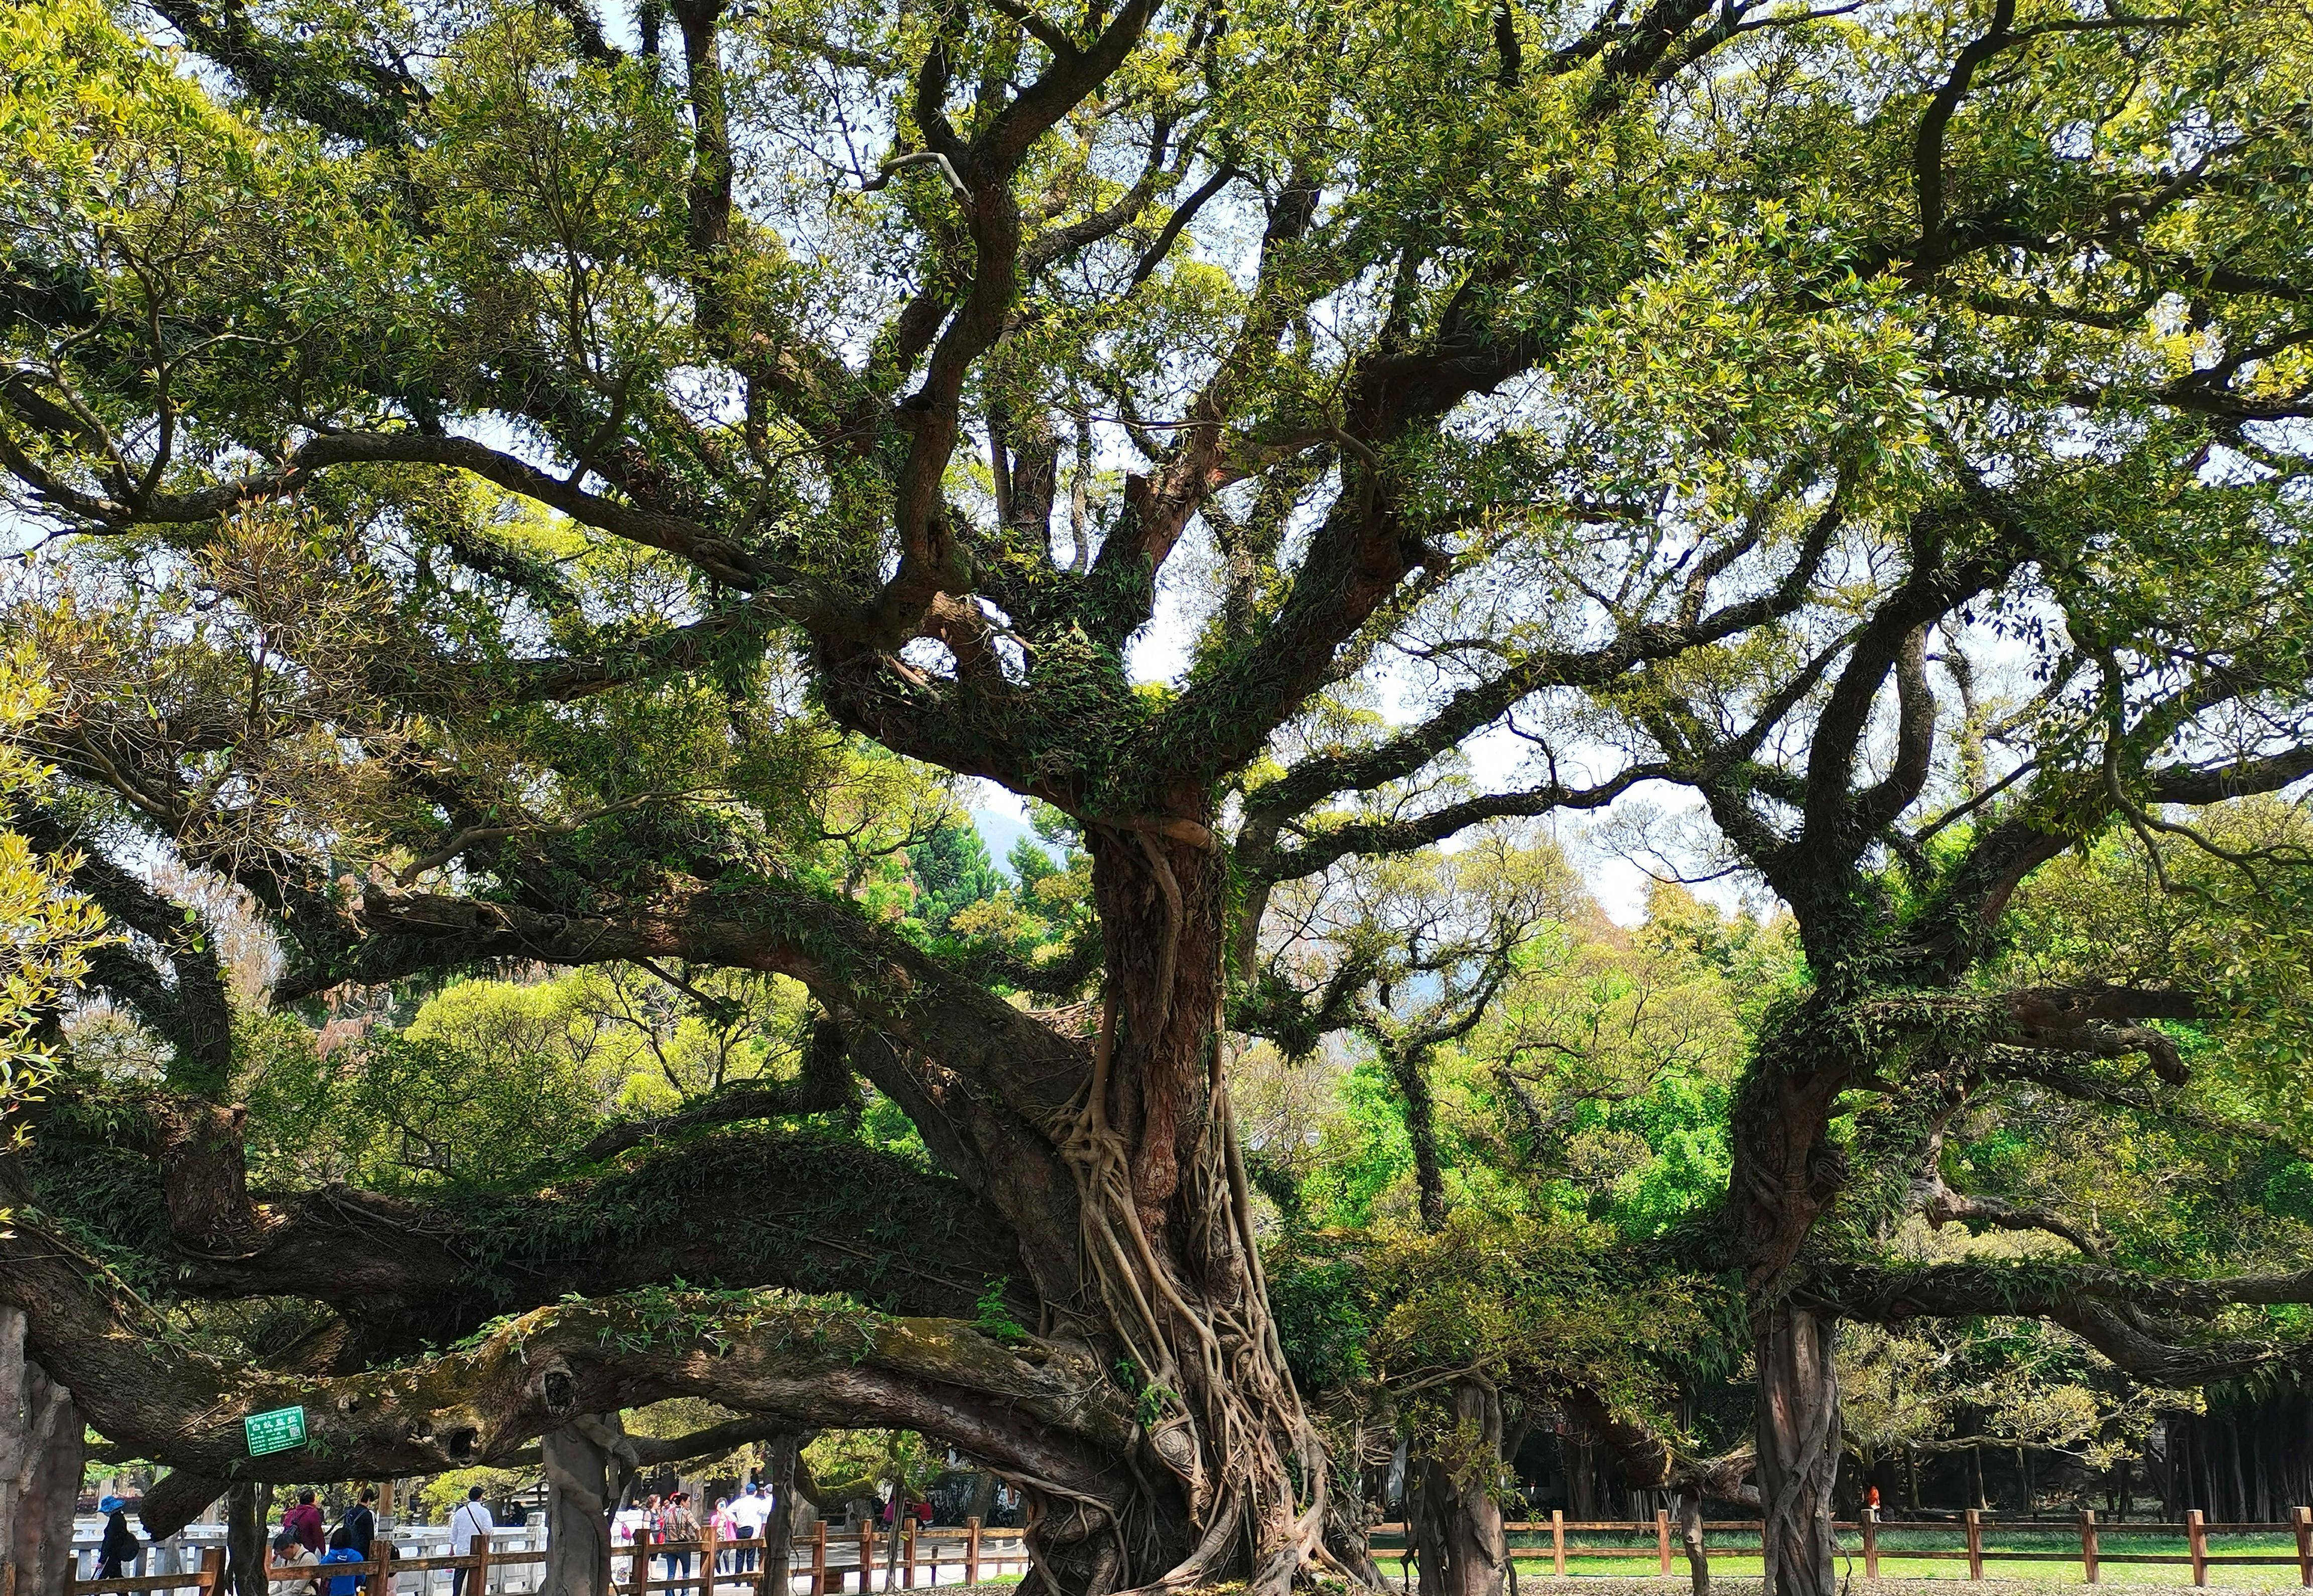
1361, 1530, 2312, 1588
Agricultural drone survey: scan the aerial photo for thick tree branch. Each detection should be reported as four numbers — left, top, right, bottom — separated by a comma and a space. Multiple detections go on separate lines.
0, 1214, 1132, 1490
1819, 1257, 2313, 1384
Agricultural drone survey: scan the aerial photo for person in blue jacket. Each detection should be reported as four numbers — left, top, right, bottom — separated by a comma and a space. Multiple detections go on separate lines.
317, 1543, 365, 1596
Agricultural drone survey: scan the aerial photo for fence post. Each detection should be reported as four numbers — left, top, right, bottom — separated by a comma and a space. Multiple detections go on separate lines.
905, 1522, 918, 1590
858, 1523, 874, 1594
812, 1522, 828, 1596
703, 1522, 719, 1596
472, 1533, 494, 1596
1552, 1510, 1566, 1577
965, 1519, 980, 1586
635, 1528, 656, 1596
1862, 1506, 1878, 1579
2188, 1509, 2208, 1588
1965, 1508, 1984, 1580
201, 1547, 227, 1593
2080, 1509, 2098, 1585
1656, 1509, 1672, 1576
2293, 1505, 2311, 1589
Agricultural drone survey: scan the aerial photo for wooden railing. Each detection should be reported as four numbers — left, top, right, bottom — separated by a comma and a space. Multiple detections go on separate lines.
615, 1517, 1036, 1594
66, 1518, 1035, 1596
73, 1504, 2313, 1595
1369, 1507, 2313, 1587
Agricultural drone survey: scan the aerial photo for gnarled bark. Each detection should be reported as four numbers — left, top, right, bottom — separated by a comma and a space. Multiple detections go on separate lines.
763, 1433, 801, 1596
0, 1210, 1137, 1499
1, 1306, 85, 1596
542, 1415, 626, 1596
1754, 1303, 1840, 1596
226, 1482, 272, 1596
1017, 832, 1328, 1596
1407, 1380, 1506, 1596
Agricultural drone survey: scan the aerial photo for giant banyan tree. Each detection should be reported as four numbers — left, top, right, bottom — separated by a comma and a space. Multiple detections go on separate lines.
4, 0, 2312, 1590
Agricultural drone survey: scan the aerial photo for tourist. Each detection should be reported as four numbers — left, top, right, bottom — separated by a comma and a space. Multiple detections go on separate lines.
730, 1482, 770, 1574
272, 1524, 320, 1596
713, 1497, 739, 1574
449, 1486, 495, 1596
662, 1490, 700, 1592
317, 1540, 365, 1596
339, 1488, 378, 1554
96, 1496, 141, 1578
284, 1490, 327, 1558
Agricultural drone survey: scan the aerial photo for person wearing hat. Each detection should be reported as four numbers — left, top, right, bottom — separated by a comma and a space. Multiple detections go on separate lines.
97, 1495, 142, 1578
729, 1481, 769, 1574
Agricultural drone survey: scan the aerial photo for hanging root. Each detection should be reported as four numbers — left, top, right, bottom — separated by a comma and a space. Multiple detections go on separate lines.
1047, 834, 1333, 1596
1048, 1001, 1332, 1596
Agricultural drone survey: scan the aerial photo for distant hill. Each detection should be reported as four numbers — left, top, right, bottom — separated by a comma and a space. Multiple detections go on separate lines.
972, 808, 1038, 880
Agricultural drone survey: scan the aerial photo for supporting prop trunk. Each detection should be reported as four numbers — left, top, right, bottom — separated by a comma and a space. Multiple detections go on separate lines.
227, 1482, 273, 1596
543, 1414, 628, 1596
764, 1433, 801, 1596
1755, 1303, 1840, 1596
0, 1306, 85, 1596
1677, 1489, 1708, 1596
1408, 1379, 1507, 1596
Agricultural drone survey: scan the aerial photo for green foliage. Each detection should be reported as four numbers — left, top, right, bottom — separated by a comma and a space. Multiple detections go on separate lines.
0, 643, 106, 1135
970, 1278, 1030, 1346
416, 1467, 537, 1520
1265, 1245, 1373, 1392
909, 822, 1001, 934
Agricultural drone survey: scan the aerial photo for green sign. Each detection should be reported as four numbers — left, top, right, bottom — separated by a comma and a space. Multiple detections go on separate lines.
244, 1406, 308, 1457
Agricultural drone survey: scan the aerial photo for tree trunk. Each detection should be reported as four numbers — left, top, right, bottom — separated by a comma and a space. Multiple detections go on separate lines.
2203, 1419, 2219, 1518
1408, 1379, 1506, 1596
1320, 1458, 1387, 1590
2230, 1421, 2250, 1525
227, 1482, 273, 1596
1755, 1302, 1840, 1596
997, 832, 1325, 1596
542, 1414, 627, 1596
1728, 1034, 1854, 1596
1567, 1436, 1595, 1522
763, 1433, 800, 1596
1, 1307, 85, 1596
967, 1472, 1000, 1528
1677, 1489, 1709, 1596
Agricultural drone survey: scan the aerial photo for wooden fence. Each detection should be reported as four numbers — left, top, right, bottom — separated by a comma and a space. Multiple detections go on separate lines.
67, 1506, 2313, 1596
1365, 1508, 2313, 1588
66, 1517, 1036, 1596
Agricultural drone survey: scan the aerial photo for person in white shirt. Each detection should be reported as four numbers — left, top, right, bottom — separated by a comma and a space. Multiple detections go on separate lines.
449, 1487, 495, 1596
729, 1482, 773, 1573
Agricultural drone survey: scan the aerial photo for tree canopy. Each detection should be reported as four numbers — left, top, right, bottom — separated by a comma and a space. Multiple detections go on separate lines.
3, 0, 2312, 1589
